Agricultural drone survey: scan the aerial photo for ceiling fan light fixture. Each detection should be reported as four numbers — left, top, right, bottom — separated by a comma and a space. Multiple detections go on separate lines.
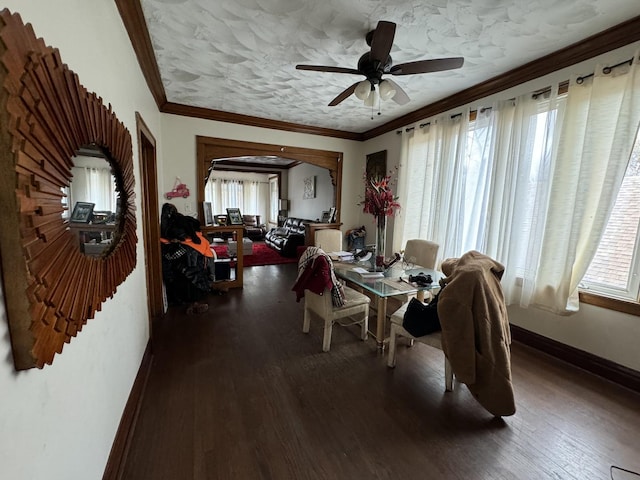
354, 80, 371, 100
363, 87, 378, 107
379, 80, 396, 101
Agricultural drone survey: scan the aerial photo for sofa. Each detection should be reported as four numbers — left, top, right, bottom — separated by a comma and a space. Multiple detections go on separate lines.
242, 214, 267, 240
265, 217, 309, 257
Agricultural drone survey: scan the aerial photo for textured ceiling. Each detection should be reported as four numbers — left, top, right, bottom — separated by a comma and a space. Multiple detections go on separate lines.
140, 0, 640, 134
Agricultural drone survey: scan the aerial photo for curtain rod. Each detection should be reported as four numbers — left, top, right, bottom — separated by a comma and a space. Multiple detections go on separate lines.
398, 57, 634, 133
532, 57, 634, 99
396, 107, 492, 134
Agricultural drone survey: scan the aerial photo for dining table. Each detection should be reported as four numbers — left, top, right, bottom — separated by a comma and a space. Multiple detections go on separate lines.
333, 263, 444, 350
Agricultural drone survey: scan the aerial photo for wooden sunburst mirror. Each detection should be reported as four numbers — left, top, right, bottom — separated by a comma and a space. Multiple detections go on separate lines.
0, 10, 137, 369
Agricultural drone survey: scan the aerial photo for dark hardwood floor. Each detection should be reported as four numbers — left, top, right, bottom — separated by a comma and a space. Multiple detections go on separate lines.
122, 263, 640, 480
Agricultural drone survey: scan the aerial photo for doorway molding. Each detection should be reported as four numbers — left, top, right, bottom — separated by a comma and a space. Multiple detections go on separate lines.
196, 136, 343, 223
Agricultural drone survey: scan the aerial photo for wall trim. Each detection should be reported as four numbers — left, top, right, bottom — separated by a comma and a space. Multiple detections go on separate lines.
102, 341, 154, 480
162, 102, 363, 141
510, 325, 640, 394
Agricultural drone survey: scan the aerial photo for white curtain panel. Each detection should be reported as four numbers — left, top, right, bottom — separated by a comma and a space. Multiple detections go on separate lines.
205, 178, 244, 213
486, 94, 565, 307
394, 111, 469, 263
84, 167, 116, 211
526, 51, 640, 313
206, 177, 269, 220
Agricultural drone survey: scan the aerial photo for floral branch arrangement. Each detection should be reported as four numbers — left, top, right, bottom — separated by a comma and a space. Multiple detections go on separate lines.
360, 169, 401, 219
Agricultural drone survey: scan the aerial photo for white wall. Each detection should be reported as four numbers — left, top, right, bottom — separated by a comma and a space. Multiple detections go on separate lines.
0, 2, 161, 479
287, 163, 334, 221
363, 42, 640, 372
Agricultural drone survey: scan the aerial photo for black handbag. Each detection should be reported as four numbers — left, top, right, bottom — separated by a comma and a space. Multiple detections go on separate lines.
402, 296, 441, 337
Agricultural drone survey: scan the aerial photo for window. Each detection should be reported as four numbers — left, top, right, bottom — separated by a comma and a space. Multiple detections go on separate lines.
204, 173, 270, 221
581, 131, 640, 301
399, 67, 640, 313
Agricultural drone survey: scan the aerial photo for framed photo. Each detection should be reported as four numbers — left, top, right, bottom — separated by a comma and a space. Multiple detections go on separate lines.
328, 207, 336, 222
70, 201, 95, 223
303, 176, 316, 199
366, 150, 387, 181
203, 202, 214, 226
321, 211, 332, 223
226, 207, 243, 225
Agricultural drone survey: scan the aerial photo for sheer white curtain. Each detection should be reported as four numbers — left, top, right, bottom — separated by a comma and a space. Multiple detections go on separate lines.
243, 181, 259, 216
397, 50, 640, 314
205, 179, 244, 213
84, 167, 116, 211
524, 52, 640, 313
394, 110, 469, 261
205, 177, 269, 220
485, 94, 565, 306
393, 122, 431, 251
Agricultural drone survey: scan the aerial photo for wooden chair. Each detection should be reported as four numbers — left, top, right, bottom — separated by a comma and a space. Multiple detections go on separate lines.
387, 301, 454, 391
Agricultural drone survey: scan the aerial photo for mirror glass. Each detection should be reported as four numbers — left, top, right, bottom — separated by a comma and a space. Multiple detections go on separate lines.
67, 145, 122, 257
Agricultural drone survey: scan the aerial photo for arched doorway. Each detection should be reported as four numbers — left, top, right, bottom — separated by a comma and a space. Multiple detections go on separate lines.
196, 136, 343, 225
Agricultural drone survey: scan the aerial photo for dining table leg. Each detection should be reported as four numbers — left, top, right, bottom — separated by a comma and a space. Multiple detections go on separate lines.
376, 296, 387, 350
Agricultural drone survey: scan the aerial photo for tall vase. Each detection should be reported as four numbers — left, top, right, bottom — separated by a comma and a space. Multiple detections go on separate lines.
375, 214, 386, 271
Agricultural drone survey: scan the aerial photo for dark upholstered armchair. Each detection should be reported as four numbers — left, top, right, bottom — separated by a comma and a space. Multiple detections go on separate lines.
242, 214, 267, 240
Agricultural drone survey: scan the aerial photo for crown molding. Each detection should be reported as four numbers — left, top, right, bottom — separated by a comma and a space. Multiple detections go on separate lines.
115, 0, 166, 108
162, 102, 362, 141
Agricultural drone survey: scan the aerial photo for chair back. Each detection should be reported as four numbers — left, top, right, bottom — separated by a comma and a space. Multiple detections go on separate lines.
304, 287, 333, 317
315, 229, 342, 252
404, 239, 439, 269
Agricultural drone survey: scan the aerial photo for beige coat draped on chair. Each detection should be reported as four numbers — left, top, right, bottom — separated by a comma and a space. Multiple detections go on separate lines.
437, 250, 516, 417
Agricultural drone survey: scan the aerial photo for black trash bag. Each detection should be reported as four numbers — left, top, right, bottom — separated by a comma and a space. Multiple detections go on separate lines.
402, 296, 441, 337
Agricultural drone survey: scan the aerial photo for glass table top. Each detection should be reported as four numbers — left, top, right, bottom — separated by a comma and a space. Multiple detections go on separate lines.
334, 264, 444, 298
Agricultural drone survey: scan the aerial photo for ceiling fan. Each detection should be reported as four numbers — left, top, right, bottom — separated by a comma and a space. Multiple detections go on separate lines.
296, 21, 464, 107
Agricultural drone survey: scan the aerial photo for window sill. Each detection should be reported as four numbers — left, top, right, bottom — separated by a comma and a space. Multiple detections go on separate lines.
579, 291, 640, 316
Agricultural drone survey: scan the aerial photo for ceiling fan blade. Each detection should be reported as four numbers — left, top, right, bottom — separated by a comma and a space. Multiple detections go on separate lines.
390, 57, 464, 75
296, 65, 361, 75
328, 82, 358, 106
370, 21, 396, 65
383, 78, 410, 105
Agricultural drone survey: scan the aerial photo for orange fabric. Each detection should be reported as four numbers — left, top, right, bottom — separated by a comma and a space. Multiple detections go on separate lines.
183, 232, 213, 257
160, 232, 213, 257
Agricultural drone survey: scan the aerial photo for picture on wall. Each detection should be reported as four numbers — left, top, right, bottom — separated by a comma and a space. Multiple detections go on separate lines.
366, 150, 387, 180
303, 175, 316, 199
